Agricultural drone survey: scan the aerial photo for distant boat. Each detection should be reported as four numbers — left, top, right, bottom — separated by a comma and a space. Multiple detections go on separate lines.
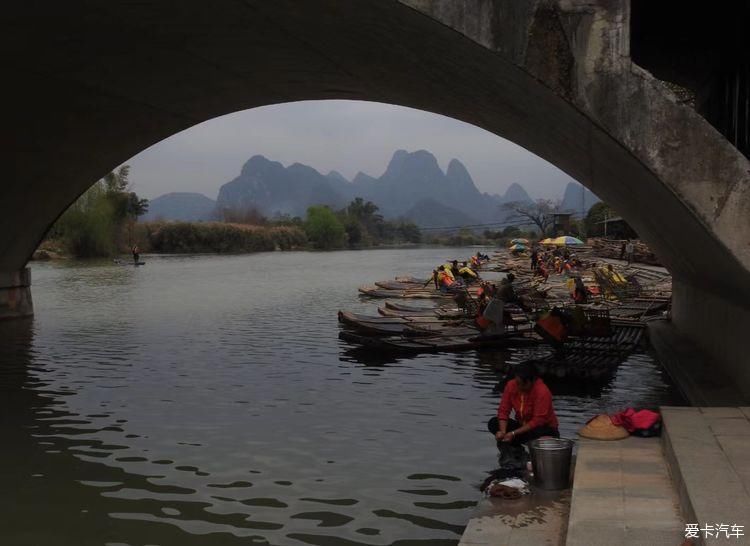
114, 259, 146, 266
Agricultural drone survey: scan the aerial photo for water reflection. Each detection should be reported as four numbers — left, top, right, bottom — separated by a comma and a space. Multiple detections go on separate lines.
1, 250, 683, 545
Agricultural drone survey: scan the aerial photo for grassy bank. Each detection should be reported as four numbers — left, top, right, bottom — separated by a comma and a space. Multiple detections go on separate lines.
138, 222, 308, 253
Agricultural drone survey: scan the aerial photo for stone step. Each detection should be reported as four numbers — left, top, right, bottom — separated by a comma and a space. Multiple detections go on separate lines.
458, 486, 569, 546
661, 406, 750, 545
565, 436, 683, 546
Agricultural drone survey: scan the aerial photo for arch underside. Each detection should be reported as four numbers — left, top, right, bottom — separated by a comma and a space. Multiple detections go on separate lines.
3, 0, 749, 306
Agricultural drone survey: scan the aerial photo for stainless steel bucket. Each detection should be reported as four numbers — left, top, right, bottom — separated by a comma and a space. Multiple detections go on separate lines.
530, 438, 573, 490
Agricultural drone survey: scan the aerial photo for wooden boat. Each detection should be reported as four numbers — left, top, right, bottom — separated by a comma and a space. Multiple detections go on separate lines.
394, 276, 426, 284
338, 330, 542, 354
374, 280, 426, 290
383, 301, 440, 312
358, 285, 453, 299
377, 306, 467, 320
338, 310, 473, 337
339, 310, 445, 325
383, 301, 465, 317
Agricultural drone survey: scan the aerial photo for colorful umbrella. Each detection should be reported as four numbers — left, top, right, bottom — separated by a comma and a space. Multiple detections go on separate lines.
551, 235, 584, 246
509, 243, 527, 251
510, 238, 529, 245
540, 238, 555, 244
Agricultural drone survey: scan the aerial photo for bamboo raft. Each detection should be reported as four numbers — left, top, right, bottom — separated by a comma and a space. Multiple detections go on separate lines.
358, 285, 456, 299
343, 248, 669, 378
338, 330, 541, 354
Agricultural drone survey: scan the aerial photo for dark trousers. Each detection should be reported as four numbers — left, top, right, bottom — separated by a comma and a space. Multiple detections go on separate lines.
487, 416, 559, 447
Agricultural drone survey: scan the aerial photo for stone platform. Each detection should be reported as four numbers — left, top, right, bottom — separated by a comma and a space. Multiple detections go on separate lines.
662, 407, 750, 545
565, 436, 683, 545
459, 485, 569, 546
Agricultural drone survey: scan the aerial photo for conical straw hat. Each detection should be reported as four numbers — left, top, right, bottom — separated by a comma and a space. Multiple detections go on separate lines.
578, 414, 629, 440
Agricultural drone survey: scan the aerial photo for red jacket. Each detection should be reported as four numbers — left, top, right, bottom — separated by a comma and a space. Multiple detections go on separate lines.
497, 378, 558, 430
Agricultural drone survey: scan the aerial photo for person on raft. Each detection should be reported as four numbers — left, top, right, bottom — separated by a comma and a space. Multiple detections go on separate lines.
132, 244, 140, 264
487, 363, 559, 465
435, 265, 462, 293
572, 275, 588, 304
497, 273, 518, 304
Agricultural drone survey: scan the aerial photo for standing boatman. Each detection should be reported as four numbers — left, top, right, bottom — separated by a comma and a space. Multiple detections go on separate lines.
625, 240, 635, 266
132, 244, 140, 264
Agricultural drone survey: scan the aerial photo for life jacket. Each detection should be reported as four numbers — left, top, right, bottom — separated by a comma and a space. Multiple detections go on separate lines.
536, 312, 567, 342
600, 266, 626, 286
471, 256, 480, 267
442, 264, 455, 280
459, 266, 477, 278
437, 271, 454, 287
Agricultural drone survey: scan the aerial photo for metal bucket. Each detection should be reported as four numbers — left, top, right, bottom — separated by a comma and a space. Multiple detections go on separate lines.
529, 438, 574, 490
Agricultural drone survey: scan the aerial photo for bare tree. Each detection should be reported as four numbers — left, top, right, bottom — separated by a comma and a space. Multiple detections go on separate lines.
502, 199, 558, 236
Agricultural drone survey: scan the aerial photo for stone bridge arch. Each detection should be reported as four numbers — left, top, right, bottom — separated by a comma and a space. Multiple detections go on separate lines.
3, 1, 749, 394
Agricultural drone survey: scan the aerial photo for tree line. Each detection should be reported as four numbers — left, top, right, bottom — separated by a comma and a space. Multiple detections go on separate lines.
43, 169, 421, 257
302, 198, 421, 249
46, 166, 149, 257
46, 167, 631, 257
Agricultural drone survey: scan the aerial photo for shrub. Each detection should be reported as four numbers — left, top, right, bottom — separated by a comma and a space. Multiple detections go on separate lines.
143, 222, 308, 253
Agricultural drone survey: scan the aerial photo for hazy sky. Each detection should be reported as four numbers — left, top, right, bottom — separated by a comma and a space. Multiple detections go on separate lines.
125, 100, 579, 201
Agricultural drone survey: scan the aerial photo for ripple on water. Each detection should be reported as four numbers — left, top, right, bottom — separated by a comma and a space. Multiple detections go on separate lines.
6, 251, 683, 545
291, 511, 355, 527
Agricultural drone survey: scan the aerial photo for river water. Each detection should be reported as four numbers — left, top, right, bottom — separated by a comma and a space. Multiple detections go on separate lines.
1, 248, 684, 546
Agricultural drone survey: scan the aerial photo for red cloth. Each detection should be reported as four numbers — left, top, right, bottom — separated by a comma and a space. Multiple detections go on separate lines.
497, 378, 559, 430
610, 408, 660, 432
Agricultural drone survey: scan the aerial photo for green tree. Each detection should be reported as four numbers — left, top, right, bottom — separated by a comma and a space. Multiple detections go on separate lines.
54, 182, 118, 257
395, 221, 421, 243
346, 197, 381, 223
584, 202, 615, 237
501, 225, 522, 238
304, 205, 347, 249
48, 165, 149, 257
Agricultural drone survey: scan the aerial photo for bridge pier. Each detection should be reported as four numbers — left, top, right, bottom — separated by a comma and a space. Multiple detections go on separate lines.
0, 268, 33, 320
658, 280, 750, 402
672, 281, 750, 392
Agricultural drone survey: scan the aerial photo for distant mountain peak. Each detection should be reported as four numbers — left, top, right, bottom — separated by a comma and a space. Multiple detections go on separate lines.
142, 192, 216, 222
382, 149, 440, 179
380, 150, 444, 181
210, 150, 597, 232
327, 170, 349, 183
445, 158, 475, 189
502, 183, 533, 203
352, 171, 377, 185
447, 157, 467, 170
560, 182, 599, 213
240, 154, 282, 176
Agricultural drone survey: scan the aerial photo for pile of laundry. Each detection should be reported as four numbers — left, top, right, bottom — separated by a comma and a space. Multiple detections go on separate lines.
578, 408, 661, 440
484, 477, 530, 500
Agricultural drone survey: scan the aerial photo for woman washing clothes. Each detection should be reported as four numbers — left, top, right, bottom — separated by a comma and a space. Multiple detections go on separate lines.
487, 363, 559, 466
